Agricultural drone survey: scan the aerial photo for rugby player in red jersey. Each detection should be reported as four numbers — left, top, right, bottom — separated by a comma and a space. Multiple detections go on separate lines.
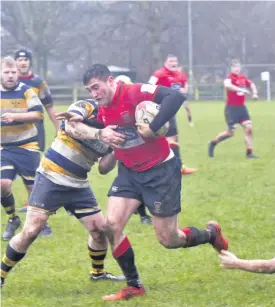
57, 64, 228, 301
149, 54, 197, 175
208, 59, 259, 158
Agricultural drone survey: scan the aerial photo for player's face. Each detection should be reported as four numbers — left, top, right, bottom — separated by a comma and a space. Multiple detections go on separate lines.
231, 64, 241, 75
1, 63, 18, 89
165, 57, 179, 72
16, 57, 31, 75
85, 76, 115, 106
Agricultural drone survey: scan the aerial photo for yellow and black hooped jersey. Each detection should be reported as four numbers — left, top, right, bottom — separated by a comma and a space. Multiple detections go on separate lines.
1, 82, 44, 151
38, 99, 111, 188
18, 74, 53, 107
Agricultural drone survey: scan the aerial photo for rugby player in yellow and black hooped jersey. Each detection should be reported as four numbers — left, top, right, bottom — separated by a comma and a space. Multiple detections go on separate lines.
15, 48, 59, 150
14, 48, 60, 212
0, 98, 125, 288
0, 56, 45, 241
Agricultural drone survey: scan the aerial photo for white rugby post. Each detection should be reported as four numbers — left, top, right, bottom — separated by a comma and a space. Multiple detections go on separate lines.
261, 71, 271, 101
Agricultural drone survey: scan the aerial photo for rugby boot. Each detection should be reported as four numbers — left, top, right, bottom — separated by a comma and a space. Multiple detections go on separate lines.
102, 285, 146, 301
2, 216, 21, 241
90, 271, 125, 281
207, 221, 228, 253
208, 141, 216, 157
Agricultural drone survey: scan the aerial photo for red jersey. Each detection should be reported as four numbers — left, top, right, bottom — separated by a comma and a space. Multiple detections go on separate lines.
225, 73, 251, 106
97, 82, 170, 172
148, 66, 187, 91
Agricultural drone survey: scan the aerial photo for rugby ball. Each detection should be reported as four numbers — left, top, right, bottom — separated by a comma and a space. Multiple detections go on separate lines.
135, 101, 169, 137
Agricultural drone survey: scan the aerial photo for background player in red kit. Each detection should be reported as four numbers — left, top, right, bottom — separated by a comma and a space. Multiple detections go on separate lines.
148, 54, 197, 175
58, 64, 229, 301
208, 59, 259, 158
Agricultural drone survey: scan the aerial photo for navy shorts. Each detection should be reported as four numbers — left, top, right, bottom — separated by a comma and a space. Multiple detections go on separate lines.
1, 148, 40, 185
35, 120, 46, 152
166, 116, 178, 137
108, 157, 182, 217
28, 172, 101, 219
225, 105, 251, 130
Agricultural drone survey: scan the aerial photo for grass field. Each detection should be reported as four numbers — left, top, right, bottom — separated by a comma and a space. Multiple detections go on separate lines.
1, 101, 275, 307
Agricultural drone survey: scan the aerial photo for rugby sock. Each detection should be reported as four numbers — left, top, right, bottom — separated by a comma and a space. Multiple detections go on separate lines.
1, 193, 16, 219
113, 236, 141, 288
187, 114, 192, 123
181, 227, 211, 247
88, 246, 107, 276
1, 244, 26, 281
246, 148, 252, 155
169, 144, 182, 167
137, 204, 147, 218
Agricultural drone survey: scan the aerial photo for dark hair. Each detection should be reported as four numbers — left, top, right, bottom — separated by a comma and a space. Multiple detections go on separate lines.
83, 64, 111, 86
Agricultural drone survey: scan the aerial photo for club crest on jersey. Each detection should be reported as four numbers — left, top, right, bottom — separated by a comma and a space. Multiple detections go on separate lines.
154, 201, 162, 214
120, 111, 131, 123
9, 100, 22, 106
75, 101, 86, 109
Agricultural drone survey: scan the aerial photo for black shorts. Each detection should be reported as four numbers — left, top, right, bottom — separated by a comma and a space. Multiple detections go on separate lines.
225, 105, 251, 130
29, 172, 101, 219
1, 148, 40, 185
35, 120, 46, 152
166, 116, 178, 137
108, 157, 182, 217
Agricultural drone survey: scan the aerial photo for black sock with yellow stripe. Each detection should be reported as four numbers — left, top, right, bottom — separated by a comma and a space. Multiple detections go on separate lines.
1, 193, 16, 219
1, 244, 26, 282
88, 246, 107, 276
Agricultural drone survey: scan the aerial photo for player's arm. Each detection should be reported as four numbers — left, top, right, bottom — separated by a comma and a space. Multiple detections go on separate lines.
59, 100, 104, 140
248, 81, 259, 99
56, 101, 125, 146
149, 85, 186, 134
65, 121, 99, 140
219, 250, 275, 274
179, 72, 188, 95
39, 81, 60, 131
148, 74, 160, 85
179, 83, 188, 95
45, 105, 60, 132
235, 258, 275, 274
224, 79, 249, 94
65, 121, 125, 148
1, 88, 44, 124
98, 152, 117, 175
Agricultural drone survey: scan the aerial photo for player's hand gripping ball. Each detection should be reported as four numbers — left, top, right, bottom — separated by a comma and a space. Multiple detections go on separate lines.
135, 101, 169, 137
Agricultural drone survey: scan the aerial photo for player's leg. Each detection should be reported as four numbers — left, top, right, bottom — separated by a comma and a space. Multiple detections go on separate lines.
184, 100, 194, 126
208, 105, 235, 157
102, 164, 145, 300
153, 216, 228, 252
166, 117, 197, 175
1, 209, 49, 287
23, 184, 52, 236
85, 214, 124, 281
66, 186, 124, 281
243, 121, 259, 158
35, 120, 46, 153
240, 106, 259, 158
19, 121, 45, 211
142, 157, 228, 251
16, 149, 52, 236
1, 149, 22, 240
102, 196, 145, 300
136, 203, 152, 225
